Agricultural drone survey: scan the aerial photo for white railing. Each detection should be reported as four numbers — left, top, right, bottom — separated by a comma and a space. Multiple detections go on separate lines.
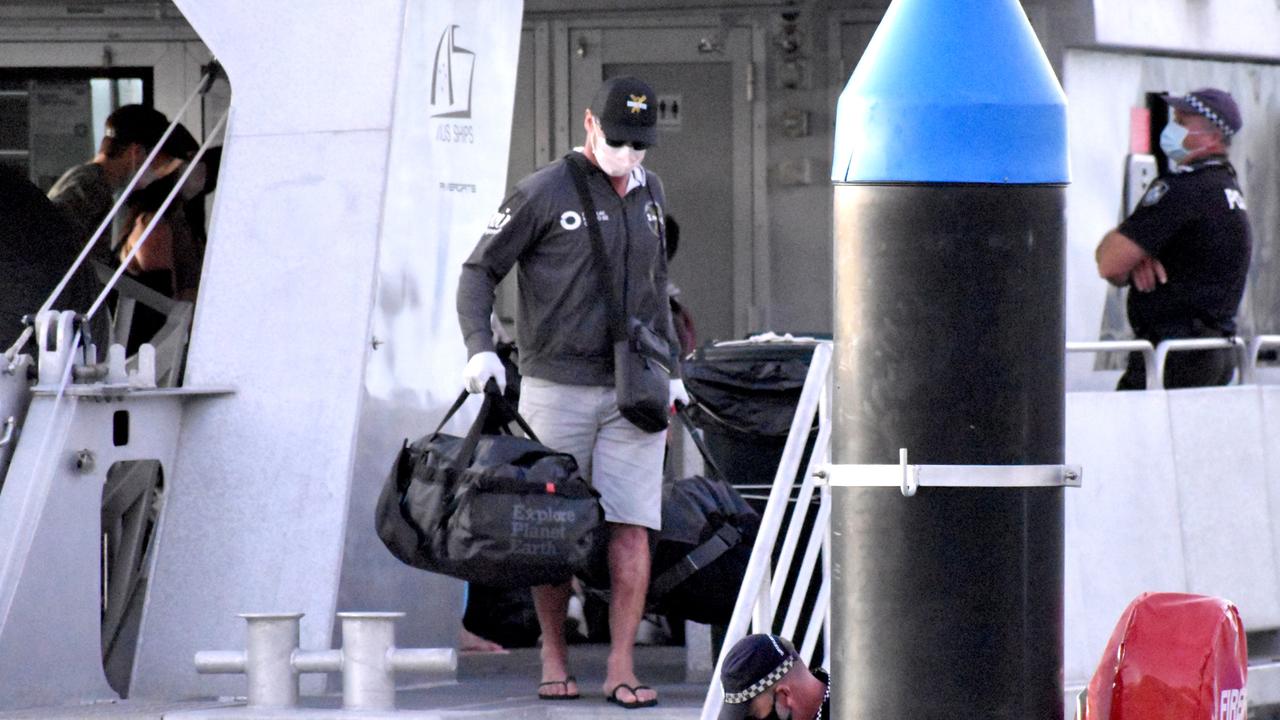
700, 341, 833, 720
1242, 335, 1280, 384
1068, 336, 1280, 390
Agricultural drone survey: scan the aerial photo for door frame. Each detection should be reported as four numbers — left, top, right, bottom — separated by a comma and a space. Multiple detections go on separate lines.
534, 15, 766, 337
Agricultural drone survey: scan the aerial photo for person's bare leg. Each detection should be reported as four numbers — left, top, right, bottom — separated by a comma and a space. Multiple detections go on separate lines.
602, 522, 657, 705
532, 581, 578, 697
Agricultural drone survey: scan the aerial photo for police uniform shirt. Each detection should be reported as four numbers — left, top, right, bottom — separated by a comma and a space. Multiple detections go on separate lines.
1118, 157, 1251, 337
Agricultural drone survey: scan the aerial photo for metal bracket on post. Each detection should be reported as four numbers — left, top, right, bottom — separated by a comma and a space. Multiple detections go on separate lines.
816, 449, 1081, 497
194, 612, 456, 711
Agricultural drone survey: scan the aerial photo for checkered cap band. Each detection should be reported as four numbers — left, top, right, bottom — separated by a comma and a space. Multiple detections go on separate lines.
1186, 94, 1236, 137
724, 656, 795, 704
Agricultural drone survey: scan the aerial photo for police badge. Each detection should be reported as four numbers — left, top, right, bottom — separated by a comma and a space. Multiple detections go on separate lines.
1141, 180, 1169, 207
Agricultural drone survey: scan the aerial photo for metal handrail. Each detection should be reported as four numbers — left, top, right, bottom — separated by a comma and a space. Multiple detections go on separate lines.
1068, 337, 1255, 389
700, 342, 832, 720
1066, 340, 1157, 390
1242, 335, 1280, 384
3, 63, 222, 361
1154, 337, 1246, 387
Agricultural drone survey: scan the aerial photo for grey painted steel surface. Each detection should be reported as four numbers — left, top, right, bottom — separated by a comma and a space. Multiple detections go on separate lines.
831, 184, 1066, 719
0, 378, 220, 708
0, 355, 31, 480
130, 0, 523, 700
334, 0, 525, 660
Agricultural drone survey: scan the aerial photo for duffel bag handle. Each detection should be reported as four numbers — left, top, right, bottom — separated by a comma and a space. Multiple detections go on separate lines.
443, 380, 544, 471
673, 402, 727, 482
433, 388, 493, 472
482, 378, 543, 444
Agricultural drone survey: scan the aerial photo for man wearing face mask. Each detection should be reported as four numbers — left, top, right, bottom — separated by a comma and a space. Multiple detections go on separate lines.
457, 76, 687, 708
1096, 88, 1251, 389
48, 104, 183, 270
718, 634, 830, 720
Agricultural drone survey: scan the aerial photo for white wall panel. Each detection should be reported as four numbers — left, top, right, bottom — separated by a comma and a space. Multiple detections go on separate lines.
1064, 390, 1185, 685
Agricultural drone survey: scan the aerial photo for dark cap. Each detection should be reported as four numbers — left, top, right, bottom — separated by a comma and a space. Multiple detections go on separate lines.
718, 634, 799, 720
590, 76, 657, 147
160, 123, 199, 160
1164, 88, 1242, 137
104, 104, 171, 150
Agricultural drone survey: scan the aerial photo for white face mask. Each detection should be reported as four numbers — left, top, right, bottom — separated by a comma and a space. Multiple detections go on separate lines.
590, 120, 646, 178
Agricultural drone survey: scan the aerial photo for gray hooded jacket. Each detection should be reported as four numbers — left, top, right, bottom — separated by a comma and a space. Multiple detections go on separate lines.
457, 152, 680, 387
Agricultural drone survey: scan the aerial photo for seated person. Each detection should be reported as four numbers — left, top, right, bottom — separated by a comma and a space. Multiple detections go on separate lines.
115, 161, 207, 354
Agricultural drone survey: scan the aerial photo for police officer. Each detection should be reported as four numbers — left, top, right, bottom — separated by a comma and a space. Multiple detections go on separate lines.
456, 76, 687, 708
718, 634, 830, 720
1096, 87, 1251, 389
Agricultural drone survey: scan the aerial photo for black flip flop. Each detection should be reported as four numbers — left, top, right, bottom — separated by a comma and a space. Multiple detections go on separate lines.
606, 683, 658, 709
538, 676, 580, 701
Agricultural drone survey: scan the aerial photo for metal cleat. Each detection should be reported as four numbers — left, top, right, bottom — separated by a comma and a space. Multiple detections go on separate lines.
194, 612, 455, 711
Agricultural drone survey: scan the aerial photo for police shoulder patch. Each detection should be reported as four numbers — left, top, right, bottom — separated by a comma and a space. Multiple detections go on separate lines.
1140, 180, 1169, 207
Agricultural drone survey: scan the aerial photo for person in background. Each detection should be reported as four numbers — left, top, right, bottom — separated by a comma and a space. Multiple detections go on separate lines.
664, 214, 697, 357
1095, 88, 1251, 389
47, 104, 182, 269
0, 165, 93, 349
717, 634, 829, 720
114, 126, 205, 353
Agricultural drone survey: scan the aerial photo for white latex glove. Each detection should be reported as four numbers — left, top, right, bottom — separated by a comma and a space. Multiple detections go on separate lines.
463, 351, 506, 394
669, 378, 690, 408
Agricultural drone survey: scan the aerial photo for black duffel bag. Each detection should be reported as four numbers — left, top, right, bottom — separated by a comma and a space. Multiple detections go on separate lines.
578, 405, 759, 625
648, 406, 760, 624
376, 385, 604, 588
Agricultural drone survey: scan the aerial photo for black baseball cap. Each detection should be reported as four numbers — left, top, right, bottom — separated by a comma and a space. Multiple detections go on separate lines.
103, 104, 170, 150
1164, 88, 1242, 137
719, 634, 799, 720
161, 123, 199, 160
590, 76, 658, 148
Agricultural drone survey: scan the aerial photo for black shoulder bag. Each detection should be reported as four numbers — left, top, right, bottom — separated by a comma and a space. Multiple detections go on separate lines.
564, 154, 670, 433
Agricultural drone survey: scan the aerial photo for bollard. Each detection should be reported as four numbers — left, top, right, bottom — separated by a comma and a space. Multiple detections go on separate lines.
194, 612, 455, 712
829, 0, 1070, 718
195, 613, 302, 708
337, 612, 456, 711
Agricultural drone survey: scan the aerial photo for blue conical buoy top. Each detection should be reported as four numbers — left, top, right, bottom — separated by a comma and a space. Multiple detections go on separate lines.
832, 0, 1069, 184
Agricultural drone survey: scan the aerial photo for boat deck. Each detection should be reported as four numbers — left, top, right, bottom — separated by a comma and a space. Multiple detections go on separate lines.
0, 645, 708, 720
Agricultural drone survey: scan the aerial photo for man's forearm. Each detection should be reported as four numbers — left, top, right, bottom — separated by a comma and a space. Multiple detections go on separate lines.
456, 264, 499, 357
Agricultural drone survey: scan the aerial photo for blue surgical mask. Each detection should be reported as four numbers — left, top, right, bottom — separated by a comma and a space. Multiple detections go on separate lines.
1160, 122, 1190, 164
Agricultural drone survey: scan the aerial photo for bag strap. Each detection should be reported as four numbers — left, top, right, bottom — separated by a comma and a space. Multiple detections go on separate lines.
649, 523, 742, 599
394, 440, 413, 492
673, 403, 727, 482
484, 379, 542, 444
564, 153, 628, 343
434, 389, 473, 436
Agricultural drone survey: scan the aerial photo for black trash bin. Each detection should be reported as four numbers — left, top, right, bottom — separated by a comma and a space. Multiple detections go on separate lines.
682, 340, 819, 506
681, 339, 824, 651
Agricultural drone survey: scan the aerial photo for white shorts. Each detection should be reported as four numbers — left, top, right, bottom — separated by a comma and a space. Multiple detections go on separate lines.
518, 376, 665, 530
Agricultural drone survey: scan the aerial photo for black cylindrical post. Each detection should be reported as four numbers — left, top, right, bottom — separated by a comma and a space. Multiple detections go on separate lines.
828, 0, 1069, 718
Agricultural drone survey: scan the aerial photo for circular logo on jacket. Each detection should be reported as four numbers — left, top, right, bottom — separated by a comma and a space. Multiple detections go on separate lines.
560, 210, 583, 230
645, 201, 663, 236
1140, 180, 1169, 207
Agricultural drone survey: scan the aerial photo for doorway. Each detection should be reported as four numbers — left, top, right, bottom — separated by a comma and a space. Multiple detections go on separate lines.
568, 25, 757, 345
